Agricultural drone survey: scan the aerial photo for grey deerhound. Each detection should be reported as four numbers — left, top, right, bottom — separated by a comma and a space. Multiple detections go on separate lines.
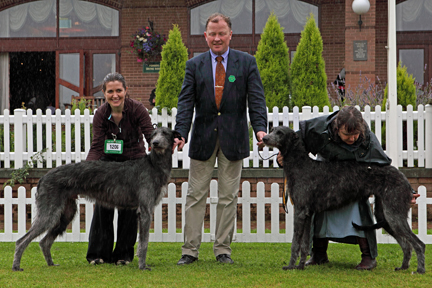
12, 127, 181, 271
262, 126, 425, 274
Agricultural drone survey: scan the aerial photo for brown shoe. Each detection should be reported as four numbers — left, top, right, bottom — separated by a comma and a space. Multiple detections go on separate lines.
355, 256, 377, 270
305, 238, 329, 266
356, 237, 377, 270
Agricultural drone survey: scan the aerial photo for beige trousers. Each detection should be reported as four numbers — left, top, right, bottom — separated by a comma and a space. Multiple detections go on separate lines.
181, 139, 242, 258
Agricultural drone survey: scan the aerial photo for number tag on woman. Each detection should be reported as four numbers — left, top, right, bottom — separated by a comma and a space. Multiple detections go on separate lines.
104, 139, 123, 154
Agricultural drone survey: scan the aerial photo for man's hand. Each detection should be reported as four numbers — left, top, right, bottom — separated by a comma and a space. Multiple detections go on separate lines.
172, 137, 186, 153
256, 131, 267, 149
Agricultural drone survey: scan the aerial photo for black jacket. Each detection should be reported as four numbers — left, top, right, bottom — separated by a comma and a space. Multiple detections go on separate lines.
298, 110, 392, 165
298, 109, 390, 258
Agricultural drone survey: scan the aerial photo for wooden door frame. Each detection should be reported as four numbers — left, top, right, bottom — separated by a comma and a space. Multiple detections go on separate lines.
55, 50, 84, 108
86, 50, 120, 96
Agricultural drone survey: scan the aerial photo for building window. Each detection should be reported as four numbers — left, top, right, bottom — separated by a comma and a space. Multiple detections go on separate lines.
0, 0, 119, 38
93, 53, 116, 97
0, 0, 57, 37
191, 0, 252, 34
396, 1, 432, 84
191, 0, 318, 35
396, 0, 432, 31
399, 49, 424, 85
255, 0, 318, 34
189, 0, 318, 55
59, 1, 119, 37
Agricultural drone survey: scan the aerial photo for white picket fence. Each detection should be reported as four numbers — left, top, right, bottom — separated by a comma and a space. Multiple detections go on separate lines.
1, 104, 432, 169
0, 182, 430, 244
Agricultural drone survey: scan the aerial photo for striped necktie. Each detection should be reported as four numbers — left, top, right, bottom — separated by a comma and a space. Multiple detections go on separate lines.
215, 56, 225, 110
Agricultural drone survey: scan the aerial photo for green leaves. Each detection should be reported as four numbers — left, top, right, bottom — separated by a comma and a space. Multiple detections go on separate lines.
383, 62, 417, 110
255, 13, 290, 109
291, 14, 329, 110
155, 24, 188, 111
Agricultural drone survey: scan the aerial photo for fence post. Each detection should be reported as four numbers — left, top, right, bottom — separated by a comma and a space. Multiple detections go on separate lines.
301, 106, 312, 120
13, 109, 26, 168
426, 104, 432, 168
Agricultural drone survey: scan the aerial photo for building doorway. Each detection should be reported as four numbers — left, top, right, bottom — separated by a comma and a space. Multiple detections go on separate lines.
9, 52, 55, 112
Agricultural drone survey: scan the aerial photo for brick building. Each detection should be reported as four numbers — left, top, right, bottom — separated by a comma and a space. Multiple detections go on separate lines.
0, 0, 431, 224
0, 0, 431, 112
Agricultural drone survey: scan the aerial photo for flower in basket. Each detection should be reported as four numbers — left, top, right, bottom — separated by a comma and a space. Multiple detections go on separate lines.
130, 22, 166, 65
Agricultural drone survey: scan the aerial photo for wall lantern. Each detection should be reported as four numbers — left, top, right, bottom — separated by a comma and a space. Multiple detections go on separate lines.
352, 0, 370, 31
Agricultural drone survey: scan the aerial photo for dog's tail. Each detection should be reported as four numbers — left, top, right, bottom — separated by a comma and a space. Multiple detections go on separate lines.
352, 221, 386, 231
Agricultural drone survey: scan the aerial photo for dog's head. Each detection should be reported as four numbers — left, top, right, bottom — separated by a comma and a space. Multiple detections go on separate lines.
262, 126, 299, 153
150, 127, 182, 154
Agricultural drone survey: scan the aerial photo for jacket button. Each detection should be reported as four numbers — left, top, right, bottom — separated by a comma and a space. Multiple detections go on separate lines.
218, 112, 221, 116
214, 128, 217, 131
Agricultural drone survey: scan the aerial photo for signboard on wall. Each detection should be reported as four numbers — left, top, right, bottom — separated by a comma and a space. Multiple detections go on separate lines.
353, 41, 368, 61
143, 62, 161, 73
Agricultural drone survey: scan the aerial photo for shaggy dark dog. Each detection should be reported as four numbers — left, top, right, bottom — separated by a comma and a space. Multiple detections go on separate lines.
262, 126, 425, 274
12, 127, 181, 271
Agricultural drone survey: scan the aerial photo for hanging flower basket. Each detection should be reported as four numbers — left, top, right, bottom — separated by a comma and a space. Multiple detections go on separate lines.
130, 20, 166, 66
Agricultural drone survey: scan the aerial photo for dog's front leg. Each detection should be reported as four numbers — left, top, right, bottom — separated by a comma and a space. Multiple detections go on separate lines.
137, 206, 152, 271
283, 209, 307, 270
297, 215, 312, 270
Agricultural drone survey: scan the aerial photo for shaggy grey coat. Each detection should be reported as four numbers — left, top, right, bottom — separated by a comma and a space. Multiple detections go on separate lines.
12, 127, 180, 271
263, 126, 425, 274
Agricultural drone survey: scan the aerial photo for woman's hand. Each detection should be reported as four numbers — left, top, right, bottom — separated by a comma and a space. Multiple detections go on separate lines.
277, 152, 283, 167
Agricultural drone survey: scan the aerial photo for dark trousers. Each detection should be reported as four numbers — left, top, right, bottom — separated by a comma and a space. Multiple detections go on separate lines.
86, 204, 138, 263
86, 156, 138, 263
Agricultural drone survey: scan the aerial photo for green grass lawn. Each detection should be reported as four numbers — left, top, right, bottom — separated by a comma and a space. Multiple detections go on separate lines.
0, 242, 430, 287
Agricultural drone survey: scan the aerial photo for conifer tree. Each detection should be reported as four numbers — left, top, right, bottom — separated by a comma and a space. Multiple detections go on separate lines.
255, 12, 290, 109
290, 14, 330, 109
382, 62, 417, 110
155, 24, 188, 109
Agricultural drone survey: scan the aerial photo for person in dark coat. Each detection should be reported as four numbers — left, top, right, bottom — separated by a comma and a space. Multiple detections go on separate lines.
277, 106, 419, 270
334, 68, 345, 101
86, 72, 154, 265
173, 13, 267, 265
149, 88, 156, 107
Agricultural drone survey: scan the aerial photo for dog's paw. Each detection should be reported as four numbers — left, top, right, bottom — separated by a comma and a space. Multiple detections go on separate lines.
395, 265, 409, 271
140, 265, 151, 271
413, 269, 425, 274
282, 265, 295, 270
12, 267, 23, 272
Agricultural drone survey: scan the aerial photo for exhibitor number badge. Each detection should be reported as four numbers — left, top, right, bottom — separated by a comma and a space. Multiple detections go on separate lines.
104, 139, 123, 154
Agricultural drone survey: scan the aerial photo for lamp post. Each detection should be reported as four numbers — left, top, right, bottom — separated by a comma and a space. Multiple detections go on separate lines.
352, 0, 370, 31
387, 0, 399, 167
